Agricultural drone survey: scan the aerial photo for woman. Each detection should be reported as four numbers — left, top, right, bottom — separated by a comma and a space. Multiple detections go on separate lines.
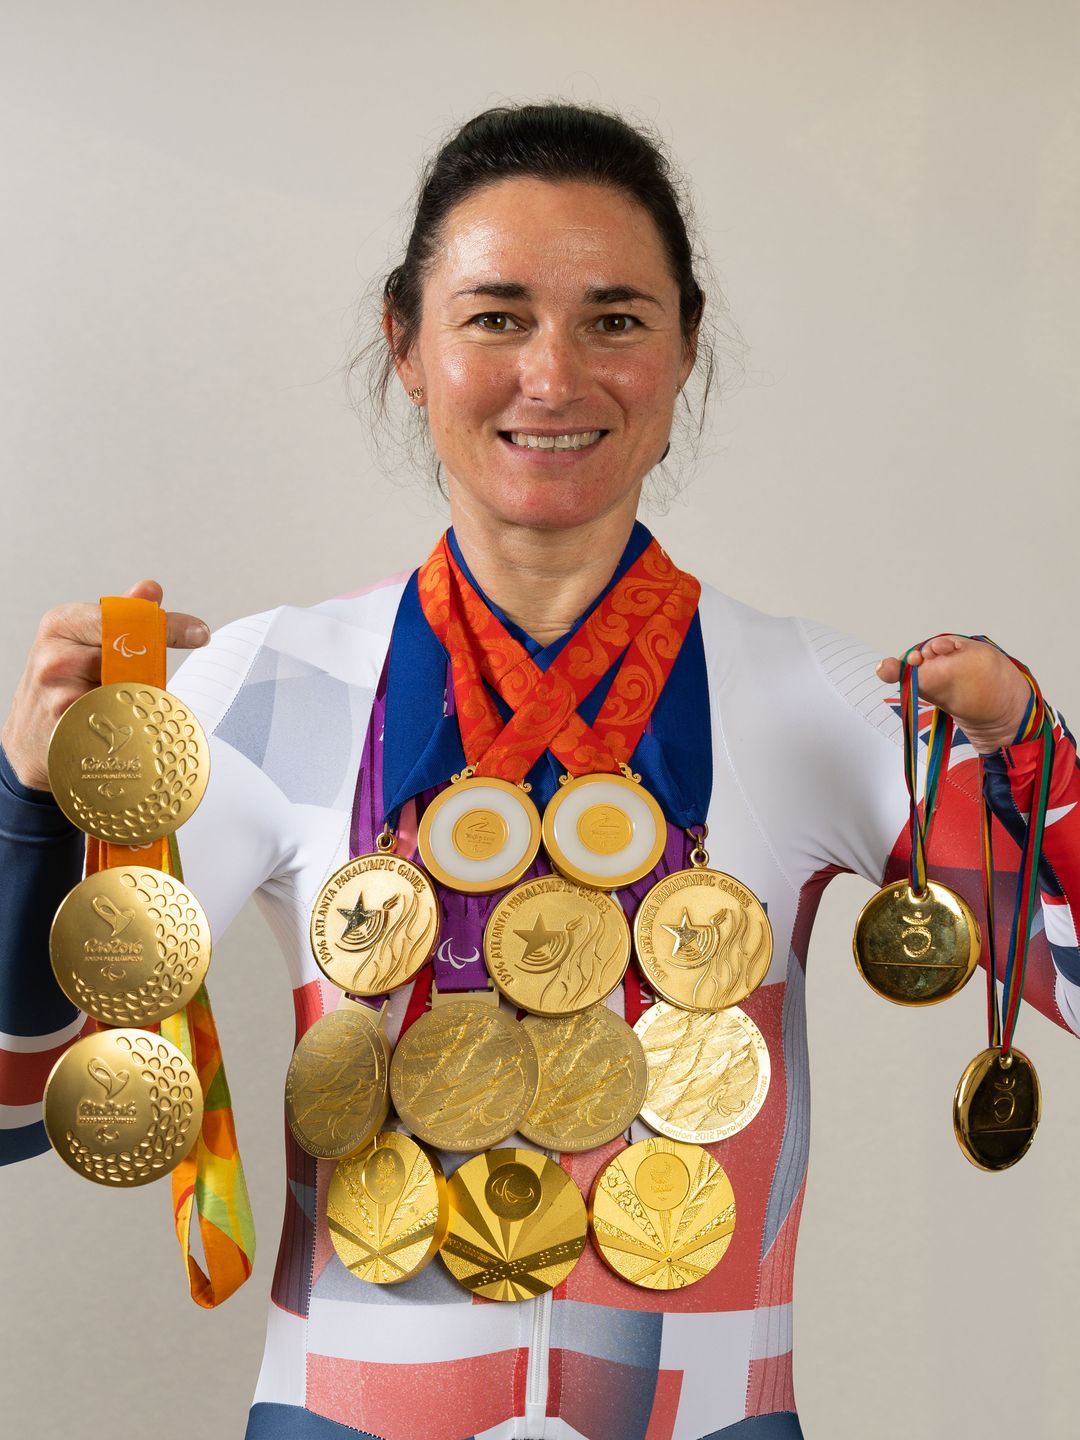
3, 104, 1078, 1440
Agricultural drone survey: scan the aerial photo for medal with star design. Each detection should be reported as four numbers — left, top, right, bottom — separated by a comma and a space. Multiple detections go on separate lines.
310, 829, 440, 995
633, 828, 773, 1012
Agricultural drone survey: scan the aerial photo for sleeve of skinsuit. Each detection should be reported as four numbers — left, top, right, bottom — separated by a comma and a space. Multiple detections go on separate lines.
0, 608, 293, 1163
794, 618, 1080, 1037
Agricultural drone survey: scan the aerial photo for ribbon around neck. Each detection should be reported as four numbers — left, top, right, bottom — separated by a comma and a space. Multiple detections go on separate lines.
88, 596, 255, 1307
417, 532, 701, 784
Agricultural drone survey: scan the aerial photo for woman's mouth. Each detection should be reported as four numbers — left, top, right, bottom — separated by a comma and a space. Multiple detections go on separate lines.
501, 430, 605, 452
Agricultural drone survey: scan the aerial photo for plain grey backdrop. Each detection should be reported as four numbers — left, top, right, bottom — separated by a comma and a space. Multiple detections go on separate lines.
2, 2, 1079, 1436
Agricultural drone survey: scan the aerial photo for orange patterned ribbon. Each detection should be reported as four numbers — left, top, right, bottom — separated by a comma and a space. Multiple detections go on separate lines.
417, 534, 701, 780
87, 597, 254, 1308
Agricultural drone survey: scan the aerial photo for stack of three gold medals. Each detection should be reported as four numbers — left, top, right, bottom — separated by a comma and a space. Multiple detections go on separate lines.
288, 763, 775, 1298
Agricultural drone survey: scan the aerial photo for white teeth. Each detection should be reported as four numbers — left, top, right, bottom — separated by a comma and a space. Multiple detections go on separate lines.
508, 430, 602, 451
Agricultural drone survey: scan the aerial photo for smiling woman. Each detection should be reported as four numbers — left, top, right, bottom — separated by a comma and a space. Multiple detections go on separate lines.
2, 101, 1079, 1440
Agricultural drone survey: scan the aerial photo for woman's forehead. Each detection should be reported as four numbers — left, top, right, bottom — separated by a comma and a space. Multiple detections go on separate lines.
430, 177, 676, 297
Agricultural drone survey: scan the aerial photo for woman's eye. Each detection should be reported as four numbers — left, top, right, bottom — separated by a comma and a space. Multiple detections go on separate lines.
595, 314, 639, 334
472, 313, 520, 332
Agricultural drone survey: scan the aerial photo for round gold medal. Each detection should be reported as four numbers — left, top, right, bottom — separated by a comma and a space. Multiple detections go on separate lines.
542, 771, 667, 889
484, 875, 631, 1016
310, 851, 439, 995
589, 1136, 736, 1289
327, 1131, 449, 1283
634, 867, 773, 1012
47, 683, 209, 844
285, 1005, 391, 1160
953, 1046, 1041, 1171
50, 867, 211, 1027
43, 1028, 202, 1186
440, 1148, 588, 1301
519, 1005, 648, 1152
389, 999, 539, 1152
418, 775, 542, 893
633, 1000, 771, 1144
853, 879, 981, 1005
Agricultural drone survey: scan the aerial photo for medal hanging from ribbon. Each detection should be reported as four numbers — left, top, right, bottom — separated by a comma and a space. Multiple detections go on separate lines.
954, 653, 1055, 1171
42, 596, 254, 1306
853, 641, 982, 1005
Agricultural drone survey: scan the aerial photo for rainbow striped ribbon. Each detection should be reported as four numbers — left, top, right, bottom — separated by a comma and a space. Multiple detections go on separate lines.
899, 643, 955, 896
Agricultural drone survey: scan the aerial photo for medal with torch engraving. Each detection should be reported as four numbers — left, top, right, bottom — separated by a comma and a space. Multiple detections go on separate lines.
954, 658, 1053, 1171
854, 643, 981, 1005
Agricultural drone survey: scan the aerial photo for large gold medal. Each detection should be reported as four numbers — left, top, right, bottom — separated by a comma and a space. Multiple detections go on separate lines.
953, 1046, 1041, 1171
47, 682, 209, 844
519, 1004, 648, 1152
589, 1136, 736, 1289
853, 880, 981, 1005
285, 1003, 391, 1160
50, 867, 211, 1027
389, 998, 539, 1152
310, 850, 439, 995
440, 1148, 587, 1300
43, 1028, 203, 1186
542, 770, 667, 889
633, 1000, 770, 1144
327, 1131, 448, 1284
634, 867, 773, 1012
417, 773, 542, 893
484, 875, 631, 1016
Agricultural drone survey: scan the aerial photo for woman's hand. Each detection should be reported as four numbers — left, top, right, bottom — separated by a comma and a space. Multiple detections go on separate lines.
1, 580, 210, 792
876, 634, 1033, 754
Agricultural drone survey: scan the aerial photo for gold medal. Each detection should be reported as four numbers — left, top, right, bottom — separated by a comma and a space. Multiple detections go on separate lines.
519, 1005, 648, 1152
589, 1135, 736, 1289
327, 1131, 448, 1283
47, 682, 209, 844
417, 772, 542, 893
542, 769, 667, 889
440, 1148, 587, 1300
633, 1000, 770, 1144
285, 1003, 391, 1160
389, 997, 539, 1152
853, 880, 981, 1006
634, 866, 773, 1012
50, 867, 211, 1027
484, 874, 631, 1016
43, 1028, 202, 1186
310, 845, 439, 995
953, 1046, 1041, 1171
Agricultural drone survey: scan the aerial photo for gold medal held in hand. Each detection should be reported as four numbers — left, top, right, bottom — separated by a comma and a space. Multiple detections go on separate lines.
519, 1004, 648, 1152
417, 769, 542, 893
50, 867, 211, 1027
310, 834, 439, 996
542, 767, 667, 890
589, 1136, 736, 1289
47, 682, 209, 844
285, 1002, 391, 1160
953, 1046, 1041, 1172
484, 874, 631, 1016
389, 996, 539, 1152
328, 1131, 448, 1284
853, 880, 980, 1006
635, 829, 772, 1011
440, 1148, 587, 1300
634, 1000, 770, 1144
43, 1028, 203, 1186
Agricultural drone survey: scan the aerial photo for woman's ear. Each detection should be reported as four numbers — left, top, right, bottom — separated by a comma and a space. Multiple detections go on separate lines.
383, 306, 425, 397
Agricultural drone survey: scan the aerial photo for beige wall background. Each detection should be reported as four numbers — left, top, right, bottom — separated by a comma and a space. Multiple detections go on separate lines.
2, 2, 1079, 1436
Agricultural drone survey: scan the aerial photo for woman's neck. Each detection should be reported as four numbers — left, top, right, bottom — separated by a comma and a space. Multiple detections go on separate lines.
449, 502, 640, 647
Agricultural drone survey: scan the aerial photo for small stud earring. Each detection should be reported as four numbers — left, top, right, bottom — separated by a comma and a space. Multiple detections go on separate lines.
408, 385, 425, 402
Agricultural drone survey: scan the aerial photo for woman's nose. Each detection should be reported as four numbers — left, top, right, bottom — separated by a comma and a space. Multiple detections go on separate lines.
518, 330, 589, 407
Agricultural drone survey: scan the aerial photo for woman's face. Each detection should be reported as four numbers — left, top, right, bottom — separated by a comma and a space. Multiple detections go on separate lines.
395, 178, 697, 533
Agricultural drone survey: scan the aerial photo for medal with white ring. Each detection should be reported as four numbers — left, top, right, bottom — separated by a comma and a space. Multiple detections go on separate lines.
417, 768, 542, 893
542, 765, 667, 890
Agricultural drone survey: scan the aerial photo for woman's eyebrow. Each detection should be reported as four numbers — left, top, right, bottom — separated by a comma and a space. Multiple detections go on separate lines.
450, 282, 663, 306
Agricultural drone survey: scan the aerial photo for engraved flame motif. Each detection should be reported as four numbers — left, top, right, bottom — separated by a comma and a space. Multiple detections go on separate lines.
334, 885, 434, 991
661, 901, 770, 1010
512, 908, 623, 1011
